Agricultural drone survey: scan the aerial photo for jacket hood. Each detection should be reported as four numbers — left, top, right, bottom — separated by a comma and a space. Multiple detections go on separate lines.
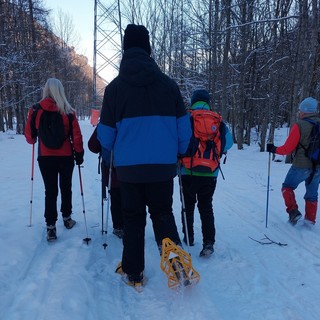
118, 48, 160, 86
39, 97, 58, 112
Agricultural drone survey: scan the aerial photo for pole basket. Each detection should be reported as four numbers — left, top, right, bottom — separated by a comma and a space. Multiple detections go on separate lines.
160, 237, 200, 289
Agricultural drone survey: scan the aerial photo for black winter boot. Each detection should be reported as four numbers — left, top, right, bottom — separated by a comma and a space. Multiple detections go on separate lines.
288, 209, 302, 225
47, 225, 57, 241
63, 216, 76, 229
199, 242, 214, 257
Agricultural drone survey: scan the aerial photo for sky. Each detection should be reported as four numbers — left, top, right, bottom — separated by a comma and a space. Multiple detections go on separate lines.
44, 0, 95, 65
1, 121, 320, 319
44, 0, 120, 82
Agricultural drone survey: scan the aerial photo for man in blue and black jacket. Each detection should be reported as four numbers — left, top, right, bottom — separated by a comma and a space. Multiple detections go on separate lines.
97, 24, 193, 287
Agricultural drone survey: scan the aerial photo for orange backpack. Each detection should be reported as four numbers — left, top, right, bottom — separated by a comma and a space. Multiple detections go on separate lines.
181, 109, 222, 173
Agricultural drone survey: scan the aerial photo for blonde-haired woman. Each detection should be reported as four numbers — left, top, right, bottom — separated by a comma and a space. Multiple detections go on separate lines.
25, 78, 84, 241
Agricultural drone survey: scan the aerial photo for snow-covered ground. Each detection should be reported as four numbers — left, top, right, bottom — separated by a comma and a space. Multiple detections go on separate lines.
1, 120, 319, 320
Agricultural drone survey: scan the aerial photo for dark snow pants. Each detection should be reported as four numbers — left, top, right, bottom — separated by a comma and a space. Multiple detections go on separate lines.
120, 179, 181, 276
110, 187, 123, 229
181, 175, 217, 245
38, 156, 74, 226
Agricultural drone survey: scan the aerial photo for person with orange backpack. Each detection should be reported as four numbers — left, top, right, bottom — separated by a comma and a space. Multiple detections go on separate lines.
180, 89, 233, 257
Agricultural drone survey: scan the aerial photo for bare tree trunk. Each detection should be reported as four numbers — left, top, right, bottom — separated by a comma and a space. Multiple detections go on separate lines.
221, 0, 231, 121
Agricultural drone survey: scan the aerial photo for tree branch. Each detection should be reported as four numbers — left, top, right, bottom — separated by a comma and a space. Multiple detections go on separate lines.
249, 234, 287, 246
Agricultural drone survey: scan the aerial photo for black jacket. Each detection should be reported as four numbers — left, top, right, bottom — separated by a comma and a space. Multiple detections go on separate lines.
97, 48, 192, 182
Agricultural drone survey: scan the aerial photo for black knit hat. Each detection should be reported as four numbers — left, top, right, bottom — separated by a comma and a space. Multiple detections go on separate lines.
123, 24, 151, 55
191, 89, 210, 105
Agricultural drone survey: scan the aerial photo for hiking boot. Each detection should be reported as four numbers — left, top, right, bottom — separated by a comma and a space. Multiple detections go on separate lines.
115, 262, 145, 290
113, 228, 124, 239
199, 243, 214, 257
63, 216, 76, 229
304, 218, 316, 225
127, 272, 145, 287
115, 262, 144, 284
288, 209, 302, 225
183, 236, 194, 247
47, 225, 57, 241
169, 257, 191, 287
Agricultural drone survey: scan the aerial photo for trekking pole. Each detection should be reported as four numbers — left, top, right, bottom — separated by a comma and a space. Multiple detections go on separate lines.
102, 151, 113, 249
101, 167, 105, 235
78, 165, 91, 244
177, 161, 191, 255
265, 151, 271, 228
28, 144, 35, 227
99, 155, 105, 235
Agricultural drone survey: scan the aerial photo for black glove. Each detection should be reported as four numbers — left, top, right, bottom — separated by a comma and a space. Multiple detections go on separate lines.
74, 150, 84, 165
266, 143, 277, 154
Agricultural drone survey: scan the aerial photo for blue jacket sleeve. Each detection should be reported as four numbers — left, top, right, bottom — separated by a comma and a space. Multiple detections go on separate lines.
223, 124, 233, 153
177, 113, 193, 155
101, 147, 111, 167
97, 122, 116, 151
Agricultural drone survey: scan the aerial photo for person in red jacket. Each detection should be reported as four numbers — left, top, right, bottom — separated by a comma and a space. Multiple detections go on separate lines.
25, 78, 84, 241
267, 97, 320, 225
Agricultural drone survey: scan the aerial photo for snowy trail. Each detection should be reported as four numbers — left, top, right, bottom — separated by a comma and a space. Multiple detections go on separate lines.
1, 121, 320, 320
211, 150, 320, 320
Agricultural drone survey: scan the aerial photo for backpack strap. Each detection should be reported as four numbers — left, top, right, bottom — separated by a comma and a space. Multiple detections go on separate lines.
298, 118, 316, 152
67, 113, 74, 142
299, 118, 318, 184
30, 103, 41, 139
219, 122, 226, 155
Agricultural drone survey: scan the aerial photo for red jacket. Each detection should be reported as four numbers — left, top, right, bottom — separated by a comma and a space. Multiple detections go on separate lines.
25, 98, 84, 156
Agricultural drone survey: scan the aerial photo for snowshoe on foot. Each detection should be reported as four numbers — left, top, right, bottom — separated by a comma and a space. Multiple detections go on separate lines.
63, 216, 76, 229
199, 243, 214, 257
47, 225, 57, 241
288, 209, 302, 225
160, 237, 200, 289
115, 262, 145, 292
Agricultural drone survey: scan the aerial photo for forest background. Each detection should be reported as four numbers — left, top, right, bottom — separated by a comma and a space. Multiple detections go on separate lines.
1, 0, 319, 151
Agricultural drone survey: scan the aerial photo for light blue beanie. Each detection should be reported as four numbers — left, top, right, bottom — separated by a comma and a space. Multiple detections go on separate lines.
299, 97, 318, 113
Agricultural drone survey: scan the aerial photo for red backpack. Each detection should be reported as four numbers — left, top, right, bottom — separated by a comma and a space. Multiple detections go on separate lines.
181, 109, 222, 173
